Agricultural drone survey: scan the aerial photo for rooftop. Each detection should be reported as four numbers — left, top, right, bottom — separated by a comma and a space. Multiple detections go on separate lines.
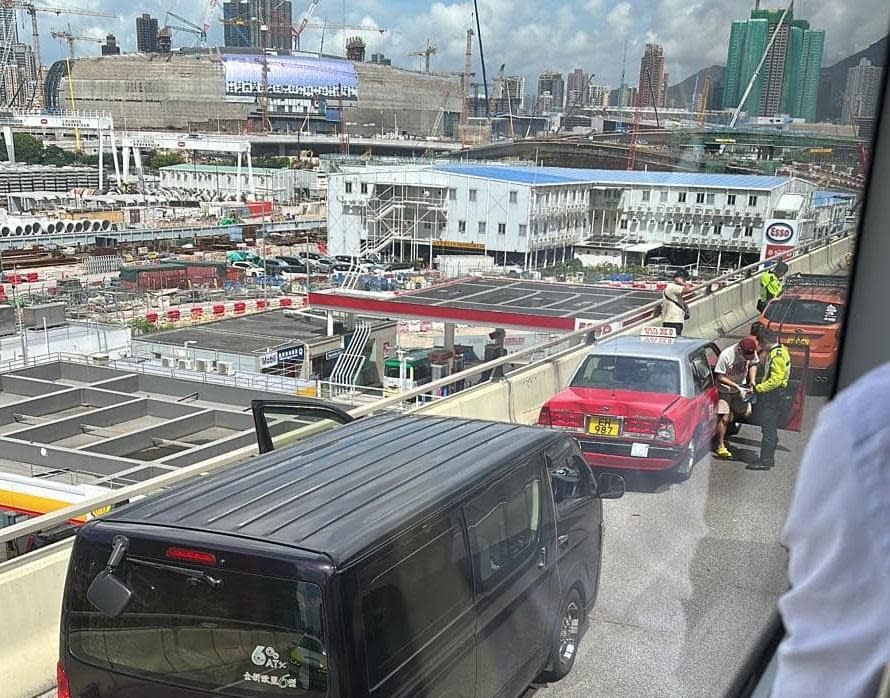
139, 309, 390, 355
587, 335, 713, 359
104, 414, 557, 564
310, 277, 661, 332
434, 163, 793, 190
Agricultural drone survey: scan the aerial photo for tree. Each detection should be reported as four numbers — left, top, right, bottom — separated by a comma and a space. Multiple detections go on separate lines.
0, 133, 44, 163
146, 152, 187, 170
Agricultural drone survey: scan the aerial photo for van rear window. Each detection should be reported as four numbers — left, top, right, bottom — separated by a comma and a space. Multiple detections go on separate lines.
764, 298, 842, 326
67, 543, 328, 696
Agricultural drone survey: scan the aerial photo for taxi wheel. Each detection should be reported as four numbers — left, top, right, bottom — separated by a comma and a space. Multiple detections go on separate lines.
672, 440, 697, 481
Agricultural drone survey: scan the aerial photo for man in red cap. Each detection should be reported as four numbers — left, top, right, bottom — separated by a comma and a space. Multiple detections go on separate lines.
713, 335, 760, 459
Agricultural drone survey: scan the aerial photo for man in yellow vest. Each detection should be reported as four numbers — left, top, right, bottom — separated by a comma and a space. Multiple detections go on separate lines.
748, 328, 792, 471
758, 261, 788, 312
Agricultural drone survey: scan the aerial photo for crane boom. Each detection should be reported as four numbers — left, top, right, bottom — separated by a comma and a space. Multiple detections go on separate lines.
201, 0, 220, 41
293, 0, 322, 50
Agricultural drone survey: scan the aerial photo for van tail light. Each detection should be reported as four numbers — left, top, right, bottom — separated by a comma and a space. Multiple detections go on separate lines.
57, 662, 71, 698
538, 405, 552, 427
166, 547, 217, 566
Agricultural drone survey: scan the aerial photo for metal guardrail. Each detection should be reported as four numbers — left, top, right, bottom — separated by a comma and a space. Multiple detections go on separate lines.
0, 231, 852, 550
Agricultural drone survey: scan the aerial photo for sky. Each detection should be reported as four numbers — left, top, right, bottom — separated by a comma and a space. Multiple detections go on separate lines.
23, 0, 890, 90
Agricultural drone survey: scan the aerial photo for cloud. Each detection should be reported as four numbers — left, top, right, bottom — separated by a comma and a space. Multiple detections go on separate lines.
30, 0, 890, 93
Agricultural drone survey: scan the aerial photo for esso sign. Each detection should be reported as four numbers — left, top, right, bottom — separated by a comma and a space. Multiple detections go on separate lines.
765, 222, 794, 244
40, 118, 48, 125
177, 141, 186, 148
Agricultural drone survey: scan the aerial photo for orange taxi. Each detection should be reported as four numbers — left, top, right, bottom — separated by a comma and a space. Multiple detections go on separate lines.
757, 274, 847, 383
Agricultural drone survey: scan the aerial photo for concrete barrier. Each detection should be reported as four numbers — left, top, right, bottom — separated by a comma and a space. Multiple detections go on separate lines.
4, 541, 72, 698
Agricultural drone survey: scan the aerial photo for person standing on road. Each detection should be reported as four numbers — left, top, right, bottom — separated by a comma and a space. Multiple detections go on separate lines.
662, 269, 692, 336
747, 329, 791, 471
758, 261, 789, 312
714, 336, 760, 459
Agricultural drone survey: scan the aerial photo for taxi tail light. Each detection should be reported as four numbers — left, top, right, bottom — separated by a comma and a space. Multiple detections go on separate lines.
625, 415, 658, 435
549, 409, 585, 430
57, 662, 71, 698
655, 418, 676, 442
538, 405, 552, 426
166, 547, 217, 566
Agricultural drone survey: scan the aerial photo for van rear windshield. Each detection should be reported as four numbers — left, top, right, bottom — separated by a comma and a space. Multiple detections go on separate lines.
764, 298, 842, 326
67, 543, 328, 696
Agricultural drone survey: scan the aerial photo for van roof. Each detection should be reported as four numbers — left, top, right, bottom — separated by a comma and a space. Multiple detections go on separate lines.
102, 414, 558, 566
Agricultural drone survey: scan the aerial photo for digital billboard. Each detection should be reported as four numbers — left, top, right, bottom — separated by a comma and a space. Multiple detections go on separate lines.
222, 54, 358, 101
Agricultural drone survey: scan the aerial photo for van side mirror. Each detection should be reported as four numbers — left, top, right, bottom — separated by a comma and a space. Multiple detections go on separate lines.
596, 472, 626, 500
87, 535, 133, 618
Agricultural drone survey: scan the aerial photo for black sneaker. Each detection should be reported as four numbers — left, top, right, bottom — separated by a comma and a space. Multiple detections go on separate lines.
746, 462, 772, 471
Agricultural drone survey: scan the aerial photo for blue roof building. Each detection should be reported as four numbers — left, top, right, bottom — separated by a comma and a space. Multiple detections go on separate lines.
325, 162, 854, 267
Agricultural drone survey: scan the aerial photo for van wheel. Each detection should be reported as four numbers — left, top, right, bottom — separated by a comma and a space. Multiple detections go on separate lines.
541, 589, 582, 682
672, 439, 698, 482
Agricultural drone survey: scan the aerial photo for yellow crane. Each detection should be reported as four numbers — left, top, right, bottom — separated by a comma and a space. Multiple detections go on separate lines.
696, 74, 711, 126
409, 38, 437, 73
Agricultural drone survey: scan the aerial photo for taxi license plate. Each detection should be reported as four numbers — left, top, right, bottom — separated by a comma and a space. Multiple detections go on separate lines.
782, 336, 811, 346
587, 416, 622, 437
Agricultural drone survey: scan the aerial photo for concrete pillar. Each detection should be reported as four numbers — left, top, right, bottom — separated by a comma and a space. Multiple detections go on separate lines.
133, 148, 145, 183
326, 311, 335, 337
109, 128, 121, 184
121, 146, 130, 182
2, 126, 14, 164
236, 152, 243, 200
247, 149, 256, 199
444, 322, 455, 352
97, 127, 104, 192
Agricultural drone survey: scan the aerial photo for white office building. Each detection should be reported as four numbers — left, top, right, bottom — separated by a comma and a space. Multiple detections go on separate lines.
159, 164, 323, 203
326, 163, 850, 266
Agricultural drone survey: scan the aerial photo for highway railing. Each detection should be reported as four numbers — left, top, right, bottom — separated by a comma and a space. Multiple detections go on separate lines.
0, 230, 854, 548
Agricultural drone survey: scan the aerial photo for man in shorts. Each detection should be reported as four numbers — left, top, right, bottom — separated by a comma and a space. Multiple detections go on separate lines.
714, 335, 760, 459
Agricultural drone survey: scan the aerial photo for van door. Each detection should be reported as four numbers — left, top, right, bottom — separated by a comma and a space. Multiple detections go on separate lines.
355, 510, 475, 698
464, 455, 558, 697
251, 399, 355, 454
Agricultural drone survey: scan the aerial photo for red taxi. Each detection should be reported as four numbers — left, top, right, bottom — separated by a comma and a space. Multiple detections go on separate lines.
538, 335, 721, 480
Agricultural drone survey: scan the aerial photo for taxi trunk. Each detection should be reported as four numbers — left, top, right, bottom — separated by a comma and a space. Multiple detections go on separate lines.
540, 388, 685, 471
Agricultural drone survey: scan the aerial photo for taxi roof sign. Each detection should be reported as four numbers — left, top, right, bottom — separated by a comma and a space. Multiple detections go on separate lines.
641, 327, 677, 338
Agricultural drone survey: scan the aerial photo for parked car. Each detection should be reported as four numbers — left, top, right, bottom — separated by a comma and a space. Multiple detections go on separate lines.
277, 256, 332, 273
538, 335, 808, 480
60, 402, 625, 698
231, 260, 264, 278
757, 273, 847, 384
262, 259, 303, 278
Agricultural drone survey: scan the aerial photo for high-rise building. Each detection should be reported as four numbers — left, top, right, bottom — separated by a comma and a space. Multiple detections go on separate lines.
637, 43, 667, 108
101, 34, 121, 56
346, 37, 366, 62
157, 27, 172, 54
722, 7, 825, 122
136, 13, 159, 53
1, 43, 39, 109
537, 70, 565, 113
0, 7, 17, 49
589, 84, 611, 107
566, 68, 589, 109
223, 0, 251, 47
841, 58, 884, 125
222, 0, 293, 50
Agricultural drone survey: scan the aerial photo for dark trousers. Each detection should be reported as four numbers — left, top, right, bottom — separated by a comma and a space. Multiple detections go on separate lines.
663, 322, 684, 336
758, 391, 782, 466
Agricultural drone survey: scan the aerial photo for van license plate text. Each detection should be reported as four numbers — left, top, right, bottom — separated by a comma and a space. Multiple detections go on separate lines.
587, 416, 622, 437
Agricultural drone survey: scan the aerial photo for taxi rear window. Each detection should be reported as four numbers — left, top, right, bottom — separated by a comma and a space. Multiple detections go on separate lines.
571, 355, 680, 394
67, 543, 328, 696
764, 298, 842, 326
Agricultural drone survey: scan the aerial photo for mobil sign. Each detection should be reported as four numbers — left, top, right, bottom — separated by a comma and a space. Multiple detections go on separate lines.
761, 219, 798, 260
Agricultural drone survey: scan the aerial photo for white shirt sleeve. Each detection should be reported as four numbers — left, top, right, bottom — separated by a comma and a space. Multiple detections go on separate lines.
714, 346, 735, 376
774, 366, 890, 698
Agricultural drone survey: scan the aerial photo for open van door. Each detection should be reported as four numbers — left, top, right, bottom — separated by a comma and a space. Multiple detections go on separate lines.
251, 399, 355, 454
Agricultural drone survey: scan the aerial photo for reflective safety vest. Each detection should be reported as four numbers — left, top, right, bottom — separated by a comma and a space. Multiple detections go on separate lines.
760, 271, 784, 304
756, 344, 791, 394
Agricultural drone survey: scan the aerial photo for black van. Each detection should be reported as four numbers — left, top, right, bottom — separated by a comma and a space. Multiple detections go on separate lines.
60, 407, 624, 698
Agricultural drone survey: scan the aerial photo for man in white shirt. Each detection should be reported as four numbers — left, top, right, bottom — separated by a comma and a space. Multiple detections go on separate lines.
662, 269, 692, 336
774, 362, 890, 697
713, 336, 759, 459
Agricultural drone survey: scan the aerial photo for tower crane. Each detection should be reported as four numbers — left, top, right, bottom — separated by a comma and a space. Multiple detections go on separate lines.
696, 74, 711, 126
164, 11, 207, 46
459, 28, 475, 143
409, 38, 437, 74
293, 0, 322, 51
0, 2, 117, 95
50, 27, 103, 60
201, 0, 220, 47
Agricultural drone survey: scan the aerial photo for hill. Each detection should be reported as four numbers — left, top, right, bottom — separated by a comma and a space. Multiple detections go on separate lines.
667, 65, 725, 111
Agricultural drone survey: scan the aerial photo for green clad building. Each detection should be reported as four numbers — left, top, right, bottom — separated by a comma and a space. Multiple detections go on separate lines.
722, 8, 824, 122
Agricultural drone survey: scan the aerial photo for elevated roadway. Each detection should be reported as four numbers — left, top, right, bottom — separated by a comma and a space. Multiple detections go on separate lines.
0, 234, 852, 698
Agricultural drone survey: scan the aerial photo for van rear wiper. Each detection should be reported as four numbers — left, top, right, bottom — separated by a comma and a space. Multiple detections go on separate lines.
128, 558, 223, 589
